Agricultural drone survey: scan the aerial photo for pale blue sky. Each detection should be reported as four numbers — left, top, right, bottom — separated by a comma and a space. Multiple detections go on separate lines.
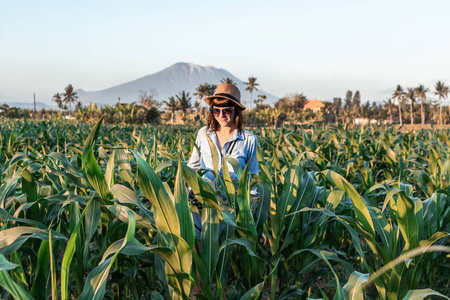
1, 0, 449, 103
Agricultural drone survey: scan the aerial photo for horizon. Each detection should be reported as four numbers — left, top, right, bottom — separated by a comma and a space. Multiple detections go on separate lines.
1, 1, 449, 104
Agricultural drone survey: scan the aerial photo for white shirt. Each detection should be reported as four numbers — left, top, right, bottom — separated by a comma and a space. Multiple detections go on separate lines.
187, 126, 259, 184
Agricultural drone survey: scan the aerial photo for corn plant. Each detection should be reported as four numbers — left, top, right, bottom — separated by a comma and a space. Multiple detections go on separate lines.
0, 119, 449, 299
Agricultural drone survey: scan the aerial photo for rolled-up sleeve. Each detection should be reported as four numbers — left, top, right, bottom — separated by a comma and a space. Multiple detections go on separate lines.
247, 136, 259, 175
187, 131, 202, 170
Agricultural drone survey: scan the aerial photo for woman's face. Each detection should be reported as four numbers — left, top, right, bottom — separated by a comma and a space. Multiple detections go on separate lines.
212, 106, 235, 128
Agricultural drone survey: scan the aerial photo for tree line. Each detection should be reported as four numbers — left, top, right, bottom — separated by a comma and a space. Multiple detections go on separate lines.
328, 82, 450, 126
1, 80, 449, 126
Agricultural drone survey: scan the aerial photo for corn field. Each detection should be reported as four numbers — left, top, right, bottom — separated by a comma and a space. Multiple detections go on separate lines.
0, 118, 449, 299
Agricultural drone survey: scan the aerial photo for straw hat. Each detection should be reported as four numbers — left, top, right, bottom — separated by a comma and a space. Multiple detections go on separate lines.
204, 84, 246, 110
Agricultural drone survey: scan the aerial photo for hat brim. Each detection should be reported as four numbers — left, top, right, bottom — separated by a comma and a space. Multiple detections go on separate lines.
204, 95, 246, 110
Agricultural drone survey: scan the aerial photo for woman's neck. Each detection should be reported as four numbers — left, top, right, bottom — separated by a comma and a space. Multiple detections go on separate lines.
217, 125, 236, 136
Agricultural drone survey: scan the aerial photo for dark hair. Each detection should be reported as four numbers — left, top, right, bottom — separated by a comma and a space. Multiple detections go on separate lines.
206, 98, 243, 133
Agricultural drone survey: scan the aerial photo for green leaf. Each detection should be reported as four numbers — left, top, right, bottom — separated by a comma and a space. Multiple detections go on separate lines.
277, 288, 305, 300
363, 245, 450, 292
131, 150, 180, 239
0, 260, 18, 271
239, 281, 264, 300
396, 192, 419, 251
322, 170, 375, 237
115, 148, 133, 184
419, 231, 449, 248
253, 181, 271, 235
83, 199, 101, 266
402, 289, 450, 300
181, 162, 221, 212
222, 157, 236, 208
0, 207, 46, 229
256, 146, 271, 184
320, 252, 343, 300
110, 184, 154, 220
226, 156, 243, 180
31, 240, 50, 299
0, 176, 21, 208
82, 115, 104, 170
236, 161, 257, 245
78, 208, 135, 300
49, 230, 57, 300
201, 207, 220, 284
131, 149, 192, 298
174, 159, 195, 249
48, 152, 84, 178
104, 149, 115, 188
86, 148, 114, 202
205, 134, 219, 174
288, 248, 354, 276
0, 227, 66, 255
218, 238, 257, 257
107, 204, 153, 229
342, 271, 369, 300
61, 198, 95, 300
22, 169, 37, 202
0, 255, 33, 300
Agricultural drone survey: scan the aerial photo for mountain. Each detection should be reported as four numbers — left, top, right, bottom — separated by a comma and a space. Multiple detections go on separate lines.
76, 62, 278, 107
0, 101, 52, 110
0, 92, 55, 109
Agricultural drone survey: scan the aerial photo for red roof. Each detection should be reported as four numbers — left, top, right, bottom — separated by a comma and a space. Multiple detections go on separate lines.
304, 100, 324, 109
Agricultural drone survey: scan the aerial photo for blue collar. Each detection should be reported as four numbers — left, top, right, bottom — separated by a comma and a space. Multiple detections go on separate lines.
208, 129, 244, 142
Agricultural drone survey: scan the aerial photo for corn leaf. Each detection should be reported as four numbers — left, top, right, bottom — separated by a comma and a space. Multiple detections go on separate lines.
322, 170, 376, 237
174, 159, 195, 249
86, 148, 114, 202
342, 271, 369, 300
82, 115, 104, 170
402, 289, 450, 300
0, 255, 33, 300
78, 208, 135, 300
61, 198, 95, 300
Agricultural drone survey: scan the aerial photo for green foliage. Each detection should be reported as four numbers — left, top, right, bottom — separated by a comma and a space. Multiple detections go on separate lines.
0, 120, 448, 299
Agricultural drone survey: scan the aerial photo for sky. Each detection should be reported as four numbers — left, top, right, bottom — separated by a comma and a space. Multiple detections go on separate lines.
1, 0, 450, 104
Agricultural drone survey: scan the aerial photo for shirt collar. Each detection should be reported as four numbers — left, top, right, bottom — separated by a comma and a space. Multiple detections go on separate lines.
234, 130, 244, 141
208, 129, 244, 141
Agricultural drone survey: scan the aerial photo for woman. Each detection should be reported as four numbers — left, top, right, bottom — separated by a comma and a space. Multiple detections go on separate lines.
188, 83, 259, 187
188, 84, 259, 241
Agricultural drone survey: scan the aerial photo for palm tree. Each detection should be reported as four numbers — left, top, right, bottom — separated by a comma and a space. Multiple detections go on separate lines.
415, 84, 429, 125
75, 101, 83, 111
193, 83, 209, 117
392, 85, 405, 126
207, 84, 217, 96
176, 91, 192, 118
434, 81, 447, 125
254, 94, 267, 109
383, 98, 394, 124
163, 96, 179, 125
244, 76, 259, 110
405, 88, 416, 125
62, 84, 78, 114
194, 101, 201, 121
220, 77, 237, 86
194, 83, 208, 100
52, 93, 63, 114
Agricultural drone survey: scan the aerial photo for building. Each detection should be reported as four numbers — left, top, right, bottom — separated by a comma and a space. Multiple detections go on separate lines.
303, 100, 325, 113
354, 118, 378, 125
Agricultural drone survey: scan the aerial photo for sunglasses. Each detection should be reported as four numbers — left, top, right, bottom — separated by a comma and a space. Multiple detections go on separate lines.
210, 107, 234, 117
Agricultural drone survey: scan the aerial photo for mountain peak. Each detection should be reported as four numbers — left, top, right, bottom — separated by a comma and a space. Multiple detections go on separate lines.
167, 62, 215, 75
76, 63, 278, 105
